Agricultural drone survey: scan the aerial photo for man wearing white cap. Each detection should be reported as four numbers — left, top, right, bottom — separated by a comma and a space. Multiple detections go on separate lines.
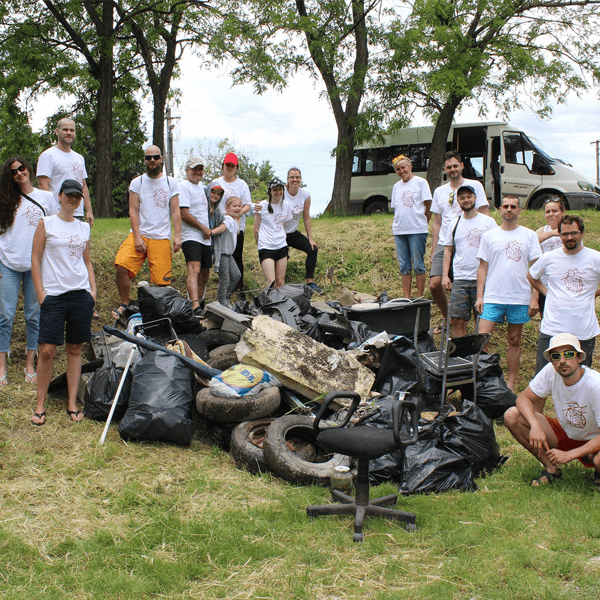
504, 333, 600, 488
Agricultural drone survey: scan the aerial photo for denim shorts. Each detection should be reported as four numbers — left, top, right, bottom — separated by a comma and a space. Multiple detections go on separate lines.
38, 289, 95, 346
449, 280, 478, 321
394, 233, 428, 275
480, 303, 529, 325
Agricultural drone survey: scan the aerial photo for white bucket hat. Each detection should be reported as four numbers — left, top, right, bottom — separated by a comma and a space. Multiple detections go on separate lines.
543, 333, 586, 361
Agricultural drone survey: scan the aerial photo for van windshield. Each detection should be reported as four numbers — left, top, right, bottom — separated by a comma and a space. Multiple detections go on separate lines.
528, 137, 561, 164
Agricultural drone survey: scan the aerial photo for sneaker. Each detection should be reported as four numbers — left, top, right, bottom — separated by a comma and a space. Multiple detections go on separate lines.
308, 282, 323, 294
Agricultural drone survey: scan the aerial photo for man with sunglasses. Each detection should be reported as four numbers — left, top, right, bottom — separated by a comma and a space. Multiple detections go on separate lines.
112, 145, 181, 320
528, 214, 600, 374
475, 195, 541, 391
504, 333, 600, 488
37, 117, 94, 225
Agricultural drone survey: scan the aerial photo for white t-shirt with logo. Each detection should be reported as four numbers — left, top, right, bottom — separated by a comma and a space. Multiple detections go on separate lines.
36, 146, 88, 216
530, 363, 600, 441
529, 247, 600, 339
431, 179, 488, 246
221, 215, 239, 256
41, 215, 91, 295
212, 176, 252, 231
179, 179, 210, 246
447, 213, 498, 281
283, 187, 310, 234
257, 200, 293, 251
0, 190, 57, 272
390, 176, 432, 235
129, 174, 179, 240
539, 225, 564, 287
477, 225, 541, 304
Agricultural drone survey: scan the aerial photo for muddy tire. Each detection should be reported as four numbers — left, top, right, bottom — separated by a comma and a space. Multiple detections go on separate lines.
263, 415, 351, 486
196, 386, 281, 423
198, 330, 240, 352
318, 319, 354, 339
206, 421, 235, 451
207, 344, 238, 371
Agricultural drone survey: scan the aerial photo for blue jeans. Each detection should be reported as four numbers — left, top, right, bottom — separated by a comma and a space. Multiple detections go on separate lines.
0, 261, 40, 353
394, 233, 428, 275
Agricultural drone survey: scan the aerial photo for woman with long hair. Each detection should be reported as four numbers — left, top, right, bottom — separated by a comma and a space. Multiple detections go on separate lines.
0, 157, 56, 386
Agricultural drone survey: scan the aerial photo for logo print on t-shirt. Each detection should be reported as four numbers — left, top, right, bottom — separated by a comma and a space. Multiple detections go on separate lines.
153, 188, 168, 209
564, 399, 586, 429
451, 199, 462, 215
466, 228, 485, 248
548, 237, 563, 251
274, 212, 286, 228
401, 191, 414, 208
23, 205, 43, 226
71, 162, 85, 182
503, 240, 523, 262
68, 235, 86, 258
562, 268, 584, 294
291, 205, 303, 218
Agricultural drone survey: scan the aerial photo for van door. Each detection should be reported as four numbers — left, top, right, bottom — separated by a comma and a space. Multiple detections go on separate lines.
500, 131, 541, 205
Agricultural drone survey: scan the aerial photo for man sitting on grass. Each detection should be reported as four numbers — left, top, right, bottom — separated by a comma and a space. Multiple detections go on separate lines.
504, 333, 600, 489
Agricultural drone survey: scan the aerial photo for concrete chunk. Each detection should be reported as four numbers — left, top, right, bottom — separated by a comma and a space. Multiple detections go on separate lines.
235, 316, 375, 404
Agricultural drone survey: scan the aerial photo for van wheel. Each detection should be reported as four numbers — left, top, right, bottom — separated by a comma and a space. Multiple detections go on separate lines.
528, 193, 567, 210
364, 201, 388, 215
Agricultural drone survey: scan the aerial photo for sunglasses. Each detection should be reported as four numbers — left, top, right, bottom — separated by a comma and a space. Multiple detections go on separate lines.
549, 350, 577, 361
11, 164, 27, 175
501, 204, 519, 210
144, 154, 161, 161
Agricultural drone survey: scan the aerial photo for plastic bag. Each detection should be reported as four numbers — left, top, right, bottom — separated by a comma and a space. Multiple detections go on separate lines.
138, 285, 202, 334
84, 365, 132, 422
119, 351, 195, 446
209, 364, 280, 398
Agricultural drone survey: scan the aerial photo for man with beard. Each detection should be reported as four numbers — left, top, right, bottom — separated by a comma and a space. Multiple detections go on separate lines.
504, 333, 600, 489
441, 185, 497, 337
112, 145, 181, 320
528, 215, 600, 373
475, 195, 541, 391
429, 151, 489, 329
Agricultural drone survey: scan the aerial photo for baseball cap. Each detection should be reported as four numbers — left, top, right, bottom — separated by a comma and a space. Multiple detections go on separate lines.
223, 152, 239, 166
185, 157, 204, 169
456, 184, 475, 195
543, 333, 586, 361
268, 177, 285, 191
59, 179, 84, 196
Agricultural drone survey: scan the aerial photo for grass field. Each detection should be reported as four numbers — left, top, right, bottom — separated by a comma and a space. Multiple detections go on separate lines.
1, 209, 600, 599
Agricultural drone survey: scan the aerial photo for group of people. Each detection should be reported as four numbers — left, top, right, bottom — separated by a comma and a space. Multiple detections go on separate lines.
391, 150, 600, 489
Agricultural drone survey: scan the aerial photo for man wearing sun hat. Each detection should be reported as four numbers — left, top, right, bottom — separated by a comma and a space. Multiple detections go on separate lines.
504, 332, 600, 489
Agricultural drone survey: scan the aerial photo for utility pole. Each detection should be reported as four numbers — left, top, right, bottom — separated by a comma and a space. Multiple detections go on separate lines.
592, 140, 600, 186
165, 106, 180, 177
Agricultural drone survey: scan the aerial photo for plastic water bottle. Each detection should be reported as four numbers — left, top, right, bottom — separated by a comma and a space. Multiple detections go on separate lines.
330, 465, 353, 493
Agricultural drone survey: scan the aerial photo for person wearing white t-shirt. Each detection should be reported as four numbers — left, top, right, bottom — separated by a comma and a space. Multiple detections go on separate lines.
37, 117, 94, 226
430, 151, 489, 327
390, 155, 432, 298
0, 157, 56, 387
441, 185, 497, 337
113, 146, 181, 320
179, 157, 212, 315
528, 214, 600, 373
504, 333, 600, 488
284, 167, 321, 294
254, 178, 293, 289
211, 152, 252, 293
475, 195, 542, 391
30, 179, 97, 426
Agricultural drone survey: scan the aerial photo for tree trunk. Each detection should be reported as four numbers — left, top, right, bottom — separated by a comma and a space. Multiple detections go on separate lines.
426, 95, 463, 192
329, 121, 355, 214
93, 0, 114, 218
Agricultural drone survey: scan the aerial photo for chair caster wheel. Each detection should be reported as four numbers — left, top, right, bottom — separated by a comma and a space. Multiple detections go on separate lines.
353, 532, 364, 543
405, 522, 417, 532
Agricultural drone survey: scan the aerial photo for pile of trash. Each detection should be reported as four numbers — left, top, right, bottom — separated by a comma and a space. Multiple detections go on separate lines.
79, 283, 516, 494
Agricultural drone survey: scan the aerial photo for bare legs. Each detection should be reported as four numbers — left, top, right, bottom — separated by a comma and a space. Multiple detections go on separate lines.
429, 276, 448, 319
186, 261, 210, 308
261, 257, 288, 289
478, 319, 523, 391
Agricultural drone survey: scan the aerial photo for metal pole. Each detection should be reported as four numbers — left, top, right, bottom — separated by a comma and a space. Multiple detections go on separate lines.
165, 106, 174, 176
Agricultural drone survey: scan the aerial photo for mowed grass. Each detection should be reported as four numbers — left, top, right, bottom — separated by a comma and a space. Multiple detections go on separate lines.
1, 209, 600, 599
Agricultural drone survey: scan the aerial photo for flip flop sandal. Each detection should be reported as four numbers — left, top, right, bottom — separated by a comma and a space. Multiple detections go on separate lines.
0, 373, 7, 386
31, 411, 46, 426
111, 303, 128, 325
531, 469, 562, 487
66, 409, 84, 422
24, 368, 37, 384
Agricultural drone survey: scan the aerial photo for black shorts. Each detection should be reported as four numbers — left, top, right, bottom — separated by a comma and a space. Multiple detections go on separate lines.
182, 240, 212, 269
38, 289, 95, 346
259, 246, 288, 263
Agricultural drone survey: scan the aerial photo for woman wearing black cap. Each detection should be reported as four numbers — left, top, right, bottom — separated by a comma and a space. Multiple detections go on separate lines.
30, 179, 96, 426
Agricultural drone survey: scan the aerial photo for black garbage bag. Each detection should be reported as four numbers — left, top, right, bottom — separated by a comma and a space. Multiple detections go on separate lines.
253, 285, 302, 328
84, 365, 132, 422
138, 285, 202, 334
458, 353, 517, 420
119, 351, 195, 446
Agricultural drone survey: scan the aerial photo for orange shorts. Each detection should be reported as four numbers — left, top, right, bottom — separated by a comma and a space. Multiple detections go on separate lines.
115, 233, 172, 285
546, 416, 594, 468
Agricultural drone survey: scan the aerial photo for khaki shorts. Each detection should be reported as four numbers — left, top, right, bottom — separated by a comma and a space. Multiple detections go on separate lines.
115, 233, 172, 285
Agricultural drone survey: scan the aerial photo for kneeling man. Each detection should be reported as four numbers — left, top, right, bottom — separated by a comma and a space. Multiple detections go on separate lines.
504, 333, 600, 488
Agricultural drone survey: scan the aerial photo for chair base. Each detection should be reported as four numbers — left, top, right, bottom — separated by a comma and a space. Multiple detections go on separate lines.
307, 489, 416, 542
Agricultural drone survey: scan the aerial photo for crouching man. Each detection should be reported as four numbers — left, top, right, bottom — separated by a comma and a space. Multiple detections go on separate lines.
504, 333, 600, 488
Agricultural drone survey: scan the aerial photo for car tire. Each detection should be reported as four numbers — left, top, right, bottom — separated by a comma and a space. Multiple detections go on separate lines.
198, 330, 240, 352
207, 344, 238, 371
364, 200, 388, 215
195, 386, 281, 423
528, 193, 567, 210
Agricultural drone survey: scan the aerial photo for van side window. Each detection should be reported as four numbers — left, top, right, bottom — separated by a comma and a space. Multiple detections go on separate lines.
503, 132, 536, 171
352, 151, 362, 175
365, 148, 389, 174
